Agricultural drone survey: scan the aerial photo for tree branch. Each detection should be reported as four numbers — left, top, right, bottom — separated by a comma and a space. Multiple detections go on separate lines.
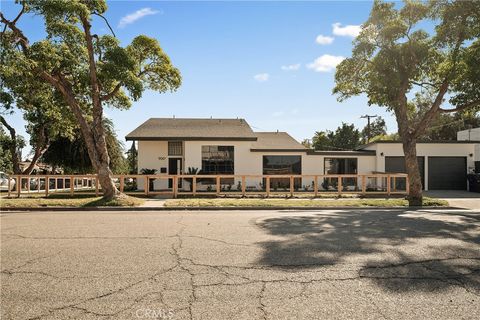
92, 12, 116, 37
100, 82, 122, 101
439, 100, 480, 113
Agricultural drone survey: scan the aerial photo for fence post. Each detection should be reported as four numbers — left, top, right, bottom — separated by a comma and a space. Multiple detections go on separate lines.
192, 176, 197, 196
145, 176, 150, 196
45, 176, 49, 197
26, 176, 30, 193
7, 177, 11, 198
290, 176, 294, 197
95, 177, 99, 196
241, 176, 246, 197
54, 177, 58, 191
173, 176, 178, 198
70, 176, 74, 196
387, 175, 391, 196
266, 177, 270, 197
216, 176, 220, 196
361, 175, 366, 195
338, 177, 342, 195
17, 176, 21, 197
120, 175, 124, 193
314, 176, 318, 197
405, 175, 410, 195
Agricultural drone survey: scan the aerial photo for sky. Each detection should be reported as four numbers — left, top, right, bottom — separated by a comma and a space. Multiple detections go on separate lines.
1, 0, 399, 157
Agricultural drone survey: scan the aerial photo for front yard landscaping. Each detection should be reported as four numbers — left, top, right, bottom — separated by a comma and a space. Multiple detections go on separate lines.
1, 194, 144, 208
164, 197, 448, 208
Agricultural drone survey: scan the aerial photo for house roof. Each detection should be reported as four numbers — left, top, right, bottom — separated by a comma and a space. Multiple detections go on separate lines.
357, 140, 480, 150
125, 118, 257, 141
250, 132, 307, 152
307, 150, 376, 156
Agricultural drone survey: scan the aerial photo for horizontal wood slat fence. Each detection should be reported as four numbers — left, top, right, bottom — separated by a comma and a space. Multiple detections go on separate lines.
5, 174, 409, 198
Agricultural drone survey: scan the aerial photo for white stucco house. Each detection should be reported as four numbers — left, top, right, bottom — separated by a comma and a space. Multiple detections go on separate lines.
126, 118, 479, 191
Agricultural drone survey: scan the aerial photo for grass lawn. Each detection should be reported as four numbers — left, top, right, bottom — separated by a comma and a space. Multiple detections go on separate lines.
164, 197, 448, 208
1, 194, 144, 208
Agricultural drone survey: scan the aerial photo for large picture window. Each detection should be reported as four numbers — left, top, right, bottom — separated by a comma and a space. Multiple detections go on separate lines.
324, 158, 357, 174
263, 156, 302, 175
263, 155, 302, 189
201, 146, 234, 174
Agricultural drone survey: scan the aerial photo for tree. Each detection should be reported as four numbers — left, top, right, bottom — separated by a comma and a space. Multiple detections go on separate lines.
361, 116, 387, 143
126, 142, 138, 174
42, 119, 127, 174
420, 111, 480, 141
1, 1, 181, 200
334, 0, 480, 205
311, 123, 361, 150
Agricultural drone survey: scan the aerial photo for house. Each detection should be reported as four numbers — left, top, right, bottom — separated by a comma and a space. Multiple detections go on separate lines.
457, 128, 480, 171
126, 118, 479, 191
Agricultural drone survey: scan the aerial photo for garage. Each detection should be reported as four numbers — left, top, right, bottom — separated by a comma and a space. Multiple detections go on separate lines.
385, 156, 425, 189
428, 157, 467, 190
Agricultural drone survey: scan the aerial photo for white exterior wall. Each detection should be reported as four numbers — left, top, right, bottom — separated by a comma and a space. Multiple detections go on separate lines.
457, 128, 480, 161
362, 143, 476, 190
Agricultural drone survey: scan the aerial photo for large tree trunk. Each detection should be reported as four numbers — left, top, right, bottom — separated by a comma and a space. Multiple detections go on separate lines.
402, 138, 423, 206
0, 115, 22, 174
22, 125, 50, 175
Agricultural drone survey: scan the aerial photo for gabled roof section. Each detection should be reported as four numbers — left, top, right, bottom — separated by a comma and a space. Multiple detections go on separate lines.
126, 118, 257, 141
357, 140, 480, 150
250, 132, 307, 152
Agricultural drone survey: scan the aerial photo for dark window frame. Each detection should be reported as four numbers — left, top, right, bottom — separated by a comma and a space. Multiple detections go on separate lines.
201, 146, 235, 175
324, 158, 358, 175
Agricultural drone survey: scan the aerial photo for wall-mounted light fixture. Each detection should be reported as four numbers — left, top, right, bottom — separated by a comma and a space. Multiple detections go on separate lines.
380, 152, 384, 156
469, 153, 473, 157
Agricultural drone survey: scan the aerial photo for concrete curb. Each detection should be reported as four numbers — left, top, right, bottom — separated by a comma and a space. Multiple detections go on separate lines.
1, 206, 458, 212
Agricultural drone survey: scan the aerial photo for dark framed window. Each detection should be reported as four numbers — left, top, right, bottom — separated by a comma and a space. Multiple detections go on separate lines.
263, 155, 302, 189
263, 156, 302, 175
201, 146, 234, 174
168, 141, 183, 156
324, 158, 357, 174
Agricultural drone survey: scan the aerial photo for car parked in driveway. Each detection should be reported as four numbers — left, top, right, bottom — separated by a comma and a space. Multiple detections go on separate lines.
0, 172, 16, 191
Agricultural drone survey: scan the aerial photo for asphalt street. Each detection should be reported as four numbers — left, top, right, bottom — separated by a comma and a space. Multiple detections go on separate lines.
1, 209, 479, 320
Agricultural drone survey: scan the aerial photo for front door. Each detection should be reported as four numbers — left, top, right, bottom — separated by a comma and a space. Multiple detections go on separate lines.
168, 158, 182, 188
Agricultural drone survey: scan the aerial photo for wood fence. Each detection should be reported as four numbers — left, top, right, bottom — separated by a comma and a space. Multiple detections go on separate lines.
4, 173, 409, 198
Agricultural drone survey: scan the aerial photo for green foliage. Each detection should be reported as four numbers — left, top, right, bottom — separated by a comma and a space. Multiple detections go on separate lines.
41, 119, 126, 174
420, 111, 480, 141
126, 142, 138, 174
360, 116, 387, 143
0, 126, 13, 172
312, 123, 361, 150
334, 0, 480, 120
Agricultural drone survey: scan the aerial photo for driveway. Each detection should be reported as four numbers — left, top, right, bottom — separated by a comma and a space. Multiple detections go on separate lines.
425, 190, 480, 210
1, 209, 479, 320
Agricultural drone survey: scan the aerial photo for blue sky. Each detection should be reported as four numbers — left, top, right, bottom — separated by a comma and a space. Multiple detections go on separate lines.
2, 0, 398, 156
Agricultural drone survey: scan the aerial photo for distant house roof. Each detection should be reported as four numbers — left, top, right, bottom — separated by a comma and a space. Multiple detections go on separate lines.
125, 118, 257, 141
250, 132, 307, 152
357, 140, 480, 150
307, 150, 376, 156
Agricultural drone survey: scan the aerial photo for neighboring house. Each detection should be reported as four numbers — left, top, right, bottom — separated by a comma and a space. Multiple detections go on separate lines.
126, 118, 479, 191
457, 128, 480, 169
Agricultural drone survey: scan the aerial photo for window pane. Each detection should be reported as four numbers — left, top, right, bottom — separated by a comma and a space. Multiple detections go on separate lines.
168, 141, 183, 156
324, 158, 357, 174
201, 146, 234, 174
263, 156, 302, 175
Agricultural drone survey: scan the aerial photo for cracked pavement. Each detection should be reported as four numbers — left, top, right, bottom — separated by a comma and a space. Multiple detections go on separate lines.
1, 209, 479, 319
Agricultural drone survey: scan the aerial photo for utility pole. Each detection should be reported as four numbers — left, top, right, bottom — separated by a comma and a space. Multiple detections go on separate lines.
360, 115, 378, 143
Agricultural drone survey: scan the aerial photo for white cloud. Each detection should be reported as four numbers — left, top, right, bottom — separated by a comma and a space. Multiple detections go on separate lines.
281, 63, 301, 71
332, 22, 361, 37
254, 73, 269, 82
118, 8, 160, 28
307, 54, 345, 72
315, 34, 334, 45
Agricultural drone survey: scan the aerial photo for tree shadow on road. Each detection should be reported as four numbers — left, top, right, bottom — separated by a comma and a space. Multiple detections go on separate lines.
256, 209, 480, 293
